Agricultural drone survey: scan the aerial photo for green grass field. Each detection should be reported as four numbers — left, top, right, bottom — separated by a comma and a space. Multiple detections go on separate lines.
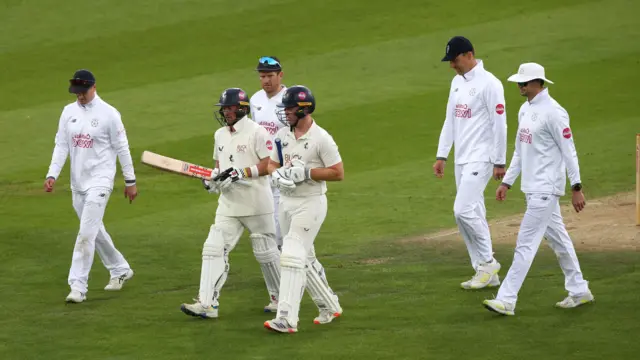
1, 0, 639, 359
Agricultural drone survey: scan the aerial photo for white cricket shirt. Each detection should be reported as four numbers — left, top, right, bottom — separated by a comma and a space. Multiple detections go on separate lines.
502, 89, 581, 196
250, 86, 287, 137
436, 60, 508, 165
46, 94, 136, 192
270, 121, 342, 197
213, 116, 274, 216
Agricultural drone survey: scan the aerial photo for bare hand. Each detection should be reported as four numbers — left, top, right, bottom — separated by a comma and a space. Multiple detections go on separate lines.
496, 184, 509, 201
433, 160, 446, 178
124, 185, 138, 204
572, 190, 586, 213
44, 177, 56, 192
493, 167, 506, 181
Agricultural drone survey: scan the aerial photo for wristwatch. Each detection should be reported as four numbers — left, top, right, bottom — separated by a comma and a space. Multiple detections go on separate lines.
571, 183, 582, 192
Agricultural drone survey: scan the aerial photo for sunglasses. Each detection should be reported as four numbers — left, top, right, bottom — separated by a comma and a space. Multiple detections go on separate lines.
70, 78, 94, 87
259, 56, 280, 66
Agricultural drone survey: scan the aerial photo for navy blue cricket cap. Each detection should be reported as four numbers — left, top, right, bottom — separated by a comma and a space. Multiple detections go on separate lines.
69, 69, 96, 94
441, 36, 474, 62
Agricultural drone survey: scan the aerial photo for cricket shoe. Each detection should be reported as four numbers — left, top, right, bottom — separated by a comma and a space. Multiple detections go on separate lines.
313, 308, 343, 325
104, 269, 134, 291
264, 318, 298, 333
180, 302, 218, 319
483, 299, 515, 316
264, 300, 278, 313
555, 291, 595, 309
65, 290, 86, 303
461, 260, 501, 289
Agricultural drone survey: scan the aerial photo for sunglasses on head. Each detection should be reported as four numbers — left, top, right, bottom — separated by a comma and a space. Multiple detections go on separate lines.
70, 78, 94, 86
259, 56, 280, 66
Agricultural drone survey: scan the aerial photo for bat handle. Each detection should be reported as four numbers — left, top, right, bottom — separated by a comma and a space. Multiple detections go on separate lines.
275, 138, 284, 166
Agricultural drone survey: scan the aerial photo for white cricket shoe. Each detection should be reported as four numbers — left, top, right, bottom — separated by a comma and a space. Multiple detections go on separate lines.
104, 269, 134, 291
264, 300, 278, 313
313, 308, 343, 324
180, 302, 218, 319
461, 260, 501, 289
483, 299, 515, 316
555, 291, 595, 309
264, 318, 298, 333
65, 290, 86, 303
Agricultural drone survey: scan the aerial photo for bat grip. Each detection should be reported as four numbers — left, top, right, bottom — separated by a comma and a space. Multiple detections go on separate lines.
275, 138, 284, 166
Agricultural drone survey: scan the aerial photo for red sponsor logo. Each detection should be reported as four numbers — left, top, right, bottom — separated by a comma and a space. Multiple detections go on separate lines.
72, 133, 94, 148
188, 165, 212, 178
562, 128, 572, 139
454, 104, 472, 119
298, 92, 306, 100
518, 128, 532, 144
266, 140, 273, 150
238, 91, 246, 100
496, 104, 505, 115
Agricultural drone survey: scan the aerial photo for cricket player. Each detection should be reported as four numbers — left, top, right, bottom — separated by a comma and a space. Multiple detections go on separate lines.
263, 85, 344, 334
180, 87, 281, 318
250, 56, 288, 250
434, 36, 507, 289
483, 63, 594, 316
44, 69, 137, 303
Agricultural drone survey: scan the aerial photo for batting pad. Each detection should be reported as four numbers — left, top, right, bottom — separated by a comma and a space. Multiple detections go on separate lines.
277, 237, 307, 326
306, 259, 341, 312
251, 234, 281, 301
199, 225, 226, 308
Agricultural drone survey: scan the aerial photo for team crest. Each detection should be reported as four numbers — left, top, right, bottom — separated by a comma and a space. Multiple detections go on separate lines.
239, 91, 246, 100
91, 119, 99, 127
298, 92, 306, 100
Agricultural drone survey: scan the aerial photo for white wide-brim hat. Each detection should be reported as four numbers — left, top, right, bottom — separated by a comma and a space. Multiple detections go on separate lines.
507, 62, 554, 84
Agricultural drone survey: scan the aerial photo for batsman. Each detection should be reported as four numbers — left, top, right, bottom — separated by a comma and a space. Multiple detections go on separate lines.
180, 87, 281, 318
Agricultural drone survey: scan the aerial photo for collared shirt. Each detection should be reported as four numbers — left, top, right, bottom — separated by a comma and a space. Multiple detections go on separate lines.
502, 89, 581, 196
270, 121, 342, 197
250, 86, 287, 137
46, 94, 135, 192
436, 60, 508, 165
214, 116, 274, 216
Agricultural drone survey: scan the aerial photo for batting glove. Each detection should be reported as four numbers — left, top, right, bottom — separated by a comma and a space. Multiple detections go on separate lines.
202, 169, 221, 194
226, 167, 248, 182
270, 168, 296, 194
288, 159, 311, 183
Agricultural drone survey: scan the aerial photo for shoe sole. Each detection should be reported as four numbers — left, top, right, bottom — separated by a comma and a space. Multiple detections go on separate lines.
483, 302, 514, 316
180, 304, 217, 319
264, 321, 297, 333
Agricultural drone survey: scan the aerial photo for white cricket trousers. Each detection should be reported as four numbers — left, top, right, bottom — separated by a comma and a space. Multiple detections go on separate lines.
454, 162, 494, 269
496, 193, 590, 304
69, 188, 131, 294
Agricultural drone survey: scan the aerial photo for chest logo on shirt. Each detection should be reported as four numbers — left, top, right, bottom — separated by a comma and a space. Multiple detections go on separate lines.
304, 142, 309, 149
218, 146, 224, 152
229, 154, 234, 163
282, 142, 289, 148
455, 104, 472, 119
91, 119, 99, 127
256, 106, 262, 111
518, 128, 532, 144
495, 104, 505, 115
562, 128, 572, 139
72, 133, 94, 148
236, 144, 247, 153
283, 153, 302, 167
469, 88, 477, 96
71, 118, 77, 123
531, 113, 538, 121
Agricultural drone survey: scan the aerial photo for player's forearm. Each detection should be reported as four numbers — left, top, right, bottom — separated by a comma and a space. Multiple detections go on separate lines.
46, 144, 69, 179
436, 119, 454, 159
492, 118, 507, 166
115, 144, 136, 183
310, 167, 343, 181
502, 152, 521, 186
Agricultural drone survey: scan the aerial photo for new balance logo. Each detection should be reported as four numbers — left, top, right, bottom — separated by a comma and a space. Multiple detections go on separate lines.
282, 142, 289, 148
472, 172, 478, 176
304, 228, 310, 232
218, 146, 224, 152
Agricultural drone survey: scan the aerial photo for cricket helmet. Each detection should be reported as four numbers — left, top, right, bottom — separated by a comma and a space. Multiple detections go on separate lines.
214, 87, 250, 127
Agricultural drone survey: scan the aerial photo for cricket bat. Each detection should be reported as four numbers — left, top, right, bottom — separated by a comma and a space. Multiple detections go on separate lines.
141, 151, 250, 185
275, 138, 284, 166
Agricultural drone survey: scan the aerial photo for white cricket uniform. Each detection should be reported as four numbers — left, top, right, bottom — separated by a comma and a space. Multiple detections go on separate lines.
202, 116, 279, 306
250, 86, 287, 246
270, 121, 343, 327
45, 94, 134, 294
497, 89, 590, 304
436, 60, 507, 269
